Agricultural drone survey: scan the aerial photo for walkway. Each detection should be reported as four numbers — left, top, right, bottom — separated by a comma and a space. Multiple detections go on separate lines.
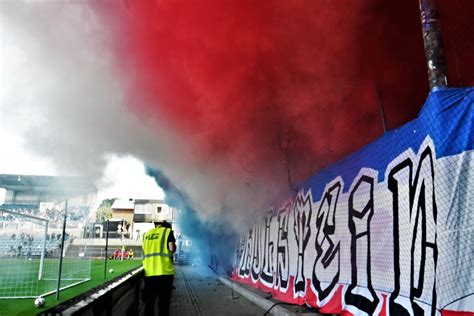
170, 265, 264, 316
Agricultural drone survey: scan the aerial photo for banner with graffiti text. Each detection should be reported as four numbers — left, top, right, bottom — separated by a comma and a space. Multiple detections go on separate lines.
233, 88, 474, 315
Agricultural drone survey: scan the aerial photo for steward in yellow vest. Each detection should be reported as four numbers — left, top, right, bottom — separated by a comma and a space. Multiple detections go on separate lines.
142, 226, 175, 276
141, 221, 176, 316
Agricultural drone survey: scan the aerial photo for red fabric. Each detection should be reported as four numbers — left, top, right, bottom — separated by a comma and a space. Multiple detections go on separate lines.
442, 311, 474, 316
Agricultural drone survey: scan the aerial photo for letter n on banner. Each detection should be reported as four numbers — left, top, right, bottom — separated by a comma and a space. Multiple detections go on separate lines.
388, 139, 437, 315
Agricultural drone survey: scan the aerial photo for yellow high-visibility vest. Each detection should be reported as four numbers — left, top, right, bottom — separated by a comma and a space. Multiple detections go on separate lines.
142, 226, 174, 276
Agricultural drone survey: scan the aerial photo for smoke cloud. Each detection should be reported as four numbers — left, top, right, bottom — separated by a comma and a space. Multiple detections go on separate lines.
2, 1, 473, 237
95, 0, 430, 188
146, 168, 238, 272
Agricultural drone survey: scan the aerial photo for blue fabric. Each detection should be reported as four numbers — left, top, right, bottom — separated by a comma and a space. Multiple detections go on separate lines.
301, 87, 474, 197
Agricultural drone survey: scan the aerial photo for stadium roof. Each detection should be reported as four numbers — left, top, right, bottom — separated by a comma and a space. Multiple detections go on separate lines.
0, 174, 97, 194
111, 199, 135, 210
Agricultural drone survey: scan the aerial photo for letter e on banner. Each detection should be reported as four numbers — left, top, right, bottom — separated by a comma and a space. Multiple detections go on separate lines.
312, 179, 342, 303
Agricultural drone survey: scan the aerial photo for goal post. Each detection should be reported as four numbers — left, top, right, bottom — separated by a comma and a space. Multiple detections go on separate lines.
0, 209, 49, 282
38, 219, 48, 281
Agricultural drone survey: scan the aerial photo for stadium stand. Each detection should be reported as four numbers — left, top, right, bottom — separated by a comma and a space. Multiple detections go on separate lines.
0, 235, 63, 258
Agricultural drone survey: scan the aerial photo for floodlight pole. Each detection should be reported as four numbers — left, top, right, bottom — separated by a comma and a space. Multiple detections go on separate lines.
419, 0, 448, 90
56, 199, 68, 300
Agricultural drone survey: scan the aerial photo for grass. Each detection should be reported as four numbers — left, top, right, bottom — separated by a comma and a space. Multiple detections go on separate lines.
0, 258, 93, 298
0, 259, 142, 316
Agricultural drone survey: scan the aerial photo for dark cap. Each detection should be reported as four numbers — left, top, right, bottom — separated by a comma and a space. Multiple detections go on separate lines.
161, 221, 172, 229
153, 221, 172, 229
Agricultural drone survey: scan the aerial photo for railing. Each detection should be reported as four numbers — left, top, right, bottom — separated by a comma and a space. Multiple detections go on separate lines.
40, 267, 149, 315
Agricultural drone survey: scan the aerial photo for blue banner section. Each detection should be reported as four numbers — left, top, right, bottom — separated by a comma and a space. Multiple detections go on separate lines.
235, 87, 474, 315
303, 87, 474, 196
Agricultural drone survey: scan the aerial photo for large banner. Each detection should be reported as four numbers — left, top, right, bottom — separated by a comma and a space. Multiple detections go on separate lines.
233, 88, 474, 315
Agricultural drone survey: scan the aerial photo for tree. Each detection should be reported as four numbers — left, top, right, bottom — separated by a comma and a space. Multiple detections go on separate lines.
95, 198, 117, 223
100, 198, 117, 208
96, 206, 112, 223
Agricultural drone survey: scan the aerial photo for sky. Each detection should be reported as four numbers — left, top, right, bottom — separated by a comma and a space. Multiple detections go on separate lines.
0, 30, 163, 203
0, 2, 164, 205
0, 152, 165, 205
1, 1, 472, 231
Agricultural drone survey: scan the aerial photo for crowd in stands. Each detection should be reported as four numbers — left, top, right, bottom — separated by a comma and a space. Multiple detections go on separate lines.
0, 204, 86, 258
7, 233, 34, 258
44, 206, 91, 228
2, 233, 60, 259
0, 205, 39, 218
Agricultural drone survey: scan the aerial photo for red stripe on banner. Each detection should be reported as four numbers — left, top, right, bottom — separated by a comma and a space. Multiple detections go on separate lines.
380, 293, 388, 316
319, 285, 343, 315
305, 279, 317, 306
232, 273, 406, 316
232, 275, 474, 316
271, 276, 297, 304
442, 311, 474, 316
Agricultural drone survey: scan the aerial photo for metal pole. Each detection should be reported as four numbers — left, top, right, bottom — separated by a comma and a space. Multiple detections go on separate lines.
231, 238, 238, 299
104, 219, 110, 279
56, 199, 68, 300
375, 82, 387, 133
419, 0, 448, 90
38, 220, 49, 280
121, 226, 124, 262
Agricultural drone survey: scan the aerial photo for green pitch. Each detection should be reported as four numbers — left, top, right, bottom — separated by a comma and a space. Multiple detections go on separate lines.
0, 258, 91, 298
0, 259, 142, 316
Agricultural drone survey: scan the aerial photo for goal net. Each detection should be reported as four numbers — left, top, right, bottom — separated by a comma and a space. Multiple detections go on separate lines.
0, 205, 92, 299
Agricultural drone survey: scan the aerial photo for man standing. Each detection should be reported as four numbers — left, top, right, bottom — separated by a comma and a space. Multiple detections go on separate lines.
142, 221, 176, 316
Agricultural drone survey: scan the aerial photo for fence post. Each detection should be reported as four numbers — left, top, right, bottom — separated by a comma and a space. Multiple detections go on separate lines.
55, 199, 68, 300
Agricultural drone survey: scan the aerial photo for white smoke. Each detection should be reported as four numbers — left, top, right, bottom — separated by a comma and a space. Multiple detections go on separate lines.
0, 1, 271, 232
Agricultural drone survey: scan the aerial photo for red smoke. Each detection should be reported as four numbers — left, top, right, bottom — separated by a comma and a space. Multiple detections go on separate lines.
95, 0, 474, 193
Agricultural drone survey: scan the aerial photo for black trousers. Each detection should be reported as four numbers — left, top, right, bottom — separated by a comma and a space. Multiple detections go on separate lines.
143, 275, 174, 316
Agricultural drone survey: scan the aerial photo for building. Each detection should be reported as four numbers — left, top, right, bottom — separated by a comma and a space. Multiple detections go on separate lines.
109, 198, 177, 240
133, 199, 175, 222
111, 199, 134, 225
